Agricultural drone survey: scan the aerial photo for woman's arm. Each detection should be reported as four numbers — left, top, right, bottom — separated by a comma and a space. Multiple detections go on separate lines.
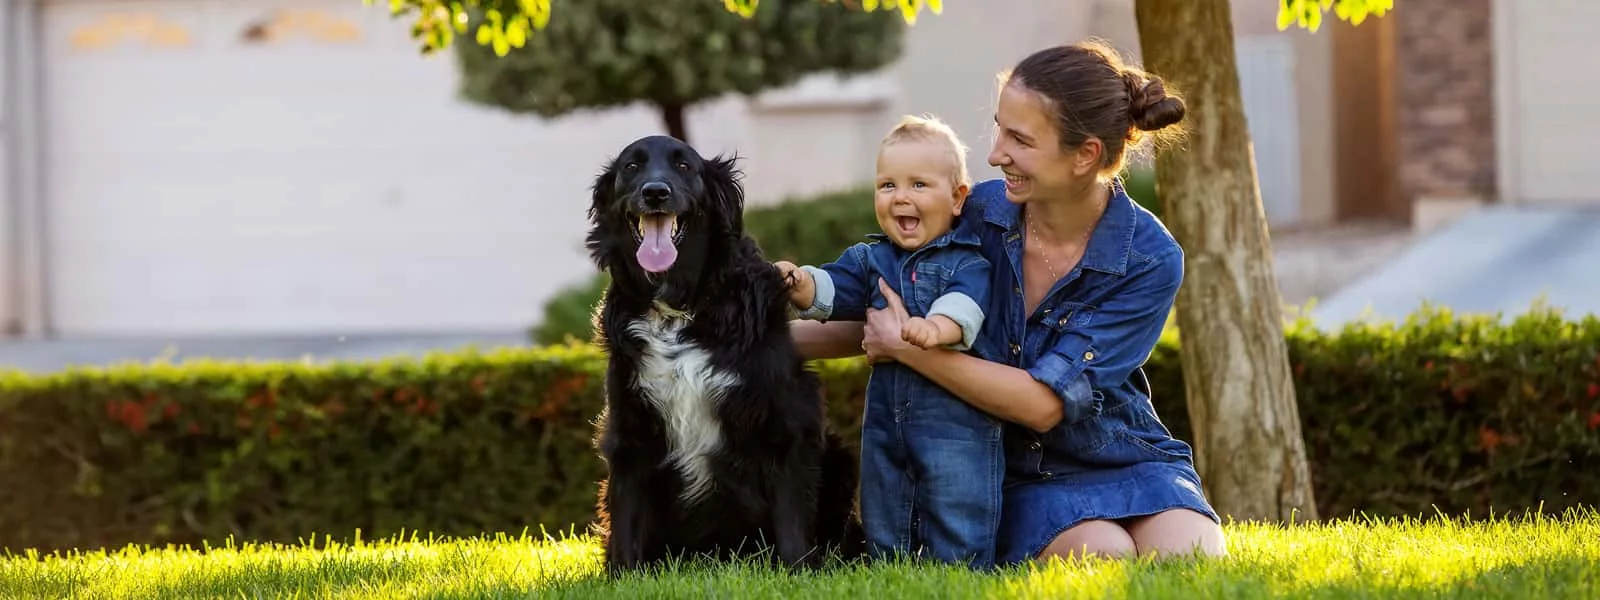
789, 319, 866, 361
896, 346, 1064, 433
860, 278, 1063, 431
865, 248, 1184, 434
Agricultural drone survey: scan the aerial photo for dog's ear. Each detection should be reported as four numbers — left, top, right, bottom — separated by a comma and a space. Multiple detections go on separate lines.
585, 159, 621, 270
587, 159, 618, 225
701, 154, 745, 235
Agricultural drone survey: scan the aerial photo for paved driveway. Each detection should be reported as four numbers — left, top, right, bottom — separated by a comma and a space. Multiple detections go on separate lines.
0, 331, 533, 374
1310, 203, 1600, 330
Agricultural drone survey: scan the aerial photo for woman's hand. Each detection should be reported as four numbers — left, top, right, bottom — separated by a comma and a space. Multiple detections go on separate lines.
862, 278, 916, 363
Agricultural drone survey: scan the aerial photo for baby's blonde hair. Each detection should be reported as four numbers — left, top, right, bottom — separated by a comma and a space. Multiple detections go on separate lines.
881, 113, 972, 190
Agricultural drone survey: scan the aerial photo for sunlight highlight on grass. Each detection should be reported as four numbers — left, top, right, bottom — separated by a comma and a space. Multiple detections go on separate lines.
3, 509, 1597, 599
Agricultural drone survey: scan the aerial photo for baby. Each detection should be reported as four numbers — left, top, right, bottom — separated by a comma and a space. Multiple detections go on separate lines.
776, 114, 1000, 570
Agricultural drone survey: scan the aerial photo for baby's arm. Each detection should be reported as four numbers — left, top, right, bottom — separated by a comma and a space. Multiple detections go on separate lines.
774, 260, 816, 309
902, 314, 965, 349
915, 252, 993, 351
775, 243, 875, 322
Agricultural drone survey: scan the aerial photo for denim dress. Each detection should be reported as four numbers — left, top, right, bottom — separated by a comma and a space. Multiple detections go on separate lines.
795, 216, 1004, 569
962, 177, 1221, 565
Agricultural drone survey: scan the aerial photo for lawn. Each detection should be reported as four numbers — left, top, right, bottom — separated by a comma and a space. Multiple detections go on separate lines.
3, 509, 1597, 599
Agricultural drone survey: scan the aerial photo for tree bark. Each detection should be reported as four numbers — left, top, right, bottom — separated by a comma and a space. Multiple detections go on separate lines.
660, 103, 688, 144
1133, 0, 1319, 523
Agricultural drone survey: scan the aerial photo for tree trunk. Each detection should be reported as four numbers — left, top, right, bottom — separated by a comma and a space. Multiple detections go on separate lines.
1133, 0, 1319, 523
659, 103, 688, 144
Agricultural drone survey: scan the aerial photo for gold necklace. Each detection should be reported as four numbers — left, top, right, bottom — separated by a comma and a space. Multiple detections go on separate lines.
1026, 207, 1095, 282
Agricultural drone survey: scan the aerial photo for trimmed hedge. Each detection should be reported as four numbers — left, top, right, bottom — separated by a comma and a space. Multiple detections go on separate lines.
3, 305, 1598, 554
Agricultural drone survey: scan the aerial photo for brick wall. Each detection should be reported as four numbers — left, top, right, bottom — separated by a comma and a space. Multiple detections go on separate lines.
1394, 0, 1496, 203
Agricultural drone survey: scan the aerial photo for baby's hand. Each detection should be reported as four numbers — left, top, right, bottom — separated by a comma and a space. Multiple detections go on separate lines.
901, 317, 941, 349
774, 261, 814, 309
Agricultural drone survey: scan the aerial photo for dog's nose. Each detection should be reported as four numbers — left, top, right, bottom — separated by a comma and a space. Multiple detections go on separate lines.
641, 182, 672, 204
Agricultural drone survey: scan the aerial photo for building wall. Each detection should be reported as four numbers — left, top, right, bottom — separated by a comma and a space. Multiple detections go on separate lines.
1394, 0, 1497, 205
1, 0, 1336, 337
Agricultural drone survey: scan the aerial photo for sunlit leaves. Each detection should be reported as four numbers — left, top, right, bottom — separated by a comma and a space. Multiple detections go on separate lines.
1277, 0, 1393, 32
368, 0, 940, 55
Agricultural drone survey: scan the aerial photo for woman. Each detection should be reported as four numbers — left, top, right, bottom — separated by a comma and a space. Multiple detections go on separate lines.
790, 41, 1227, 564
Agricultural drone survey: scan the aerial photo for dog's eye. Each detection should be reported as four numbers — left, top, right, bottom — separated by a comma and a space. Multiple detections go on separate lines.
677, 162, 690, 172
625, 162, 639, 171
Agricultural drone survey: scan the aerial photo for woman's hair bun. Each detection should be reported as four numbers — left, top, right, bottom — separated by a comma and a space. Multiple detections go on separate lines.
1123, 71, 1186, 132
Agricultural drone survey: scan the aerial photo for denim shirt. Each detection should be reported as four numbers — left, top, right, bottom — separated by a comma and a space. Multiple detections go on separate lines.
793, 218, 993, 422
795, 217, 991, 352
962, 178, 1192, 484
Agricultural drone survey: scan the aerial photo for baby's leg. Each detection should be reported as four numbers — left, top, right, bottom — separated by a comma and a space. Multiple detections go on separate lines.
857, 380, 915, 562
902, 387, 1004, 570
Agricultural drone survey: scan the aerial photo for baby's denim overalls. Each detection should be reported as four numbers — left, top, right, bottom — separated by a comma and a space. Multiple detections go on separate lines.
796, 215, 1001, 569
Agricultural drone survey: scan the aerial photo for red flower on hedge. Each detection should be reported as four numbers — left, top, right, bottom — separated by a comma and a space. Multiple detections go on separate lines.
1478, 426, 1502, 453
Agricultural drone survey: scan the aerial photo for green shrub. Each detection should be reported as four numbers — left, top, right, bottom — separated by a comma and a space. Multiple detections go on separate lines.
3, 304, 1597, 554
1121, 165, 1162, 219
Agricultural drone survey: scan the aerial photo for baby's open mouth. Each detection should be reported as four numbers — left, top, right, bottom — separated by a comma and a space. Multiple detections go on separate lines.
895, 216, 920, 235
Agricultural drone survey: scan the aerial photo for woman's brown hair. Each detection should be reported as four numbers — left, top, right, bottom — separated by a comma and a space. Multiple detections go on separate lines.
999, 40, 1186, 176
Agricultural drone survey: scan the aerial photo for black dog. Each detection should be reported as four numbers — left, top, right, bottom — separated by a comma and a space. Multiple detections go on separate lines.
584, 135, 862, 573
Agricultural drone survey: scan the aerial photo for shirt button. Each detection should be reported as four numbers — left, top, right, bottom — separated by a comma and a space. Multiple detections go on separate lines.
1042, 472, 1055, 480
1028, 441, 1042, 451
1010, 344, 1020, 355
1084, 351, 1095, 361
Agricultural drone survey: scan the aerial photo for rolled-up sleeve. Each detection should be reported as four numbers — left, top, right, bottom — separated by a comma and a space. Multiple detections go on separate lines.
793, 243, 876, 323
1026, 247, 1183, 425
927, 292, 984, 350
926, 252, 992, 351
794, 266, 836, 321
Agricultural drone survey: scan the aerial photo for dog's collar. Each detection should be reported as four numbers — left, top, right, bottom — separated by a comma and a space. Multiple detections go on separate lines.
651, 299, 694, 321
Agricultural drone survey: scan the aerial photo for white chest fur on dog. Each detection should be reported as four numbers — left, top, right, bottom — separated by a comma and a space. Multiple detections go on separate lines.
626, 303, 742, 504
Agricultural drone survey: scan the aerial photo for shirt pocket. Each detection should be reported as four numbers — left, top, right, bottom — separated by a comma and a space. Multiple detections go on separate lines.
1041, 300, 1097, 332
1037, 300, 1098, 359
910, 261, 950, 312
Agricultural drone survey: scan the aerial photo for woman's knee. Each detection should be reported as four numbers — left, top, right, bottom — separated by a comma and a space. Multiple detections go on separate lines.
1035, 520, 1137, 562
1127, 508, 1227, 559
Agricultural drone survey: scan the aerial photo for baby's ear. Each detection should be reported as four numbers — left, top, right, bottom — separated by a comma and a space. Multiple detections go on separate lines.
951, 183, 971, 214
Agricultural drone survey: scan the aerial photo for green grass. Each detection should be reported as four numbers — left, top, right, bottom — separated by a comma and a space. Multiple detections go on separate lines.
4, 509, 1597, 599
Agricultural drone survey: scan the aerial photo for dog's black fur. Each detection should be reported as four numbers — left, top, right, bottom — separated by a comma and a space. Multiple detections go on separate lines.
585, 135, 863, 573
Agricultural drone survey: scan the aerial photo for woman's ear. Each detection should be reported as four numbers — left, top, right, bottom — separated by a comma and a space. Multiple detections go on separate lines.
1074, 137, 1104, 177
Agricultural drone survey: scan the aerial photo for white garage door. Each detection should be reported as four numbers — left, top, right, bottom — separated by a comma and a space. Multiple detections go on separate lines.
39, 0, 736, 336
1500, 0, 1600, 203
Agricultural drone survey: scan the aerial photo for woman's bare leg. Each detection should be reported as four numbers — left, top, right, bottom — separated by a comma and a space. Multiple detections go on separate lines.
1035, 520, 1137, 562
1125, 508, 1227, 558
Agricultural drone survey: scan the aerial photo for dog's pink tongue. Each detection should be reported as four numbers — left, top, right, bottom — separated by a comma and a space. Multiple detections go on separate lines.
636, 215, 678, 273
